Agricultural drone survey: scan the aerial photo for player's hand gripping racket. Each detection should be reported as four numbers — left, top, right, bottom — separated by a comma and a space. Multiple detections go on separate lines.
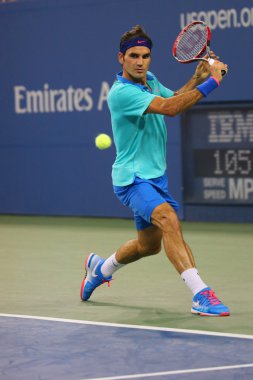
172, 21, 226, 76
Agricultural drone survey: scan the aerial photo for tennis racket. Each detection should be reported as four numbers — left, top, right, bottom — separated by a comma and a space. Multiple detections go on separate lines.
172, 21, 226, 76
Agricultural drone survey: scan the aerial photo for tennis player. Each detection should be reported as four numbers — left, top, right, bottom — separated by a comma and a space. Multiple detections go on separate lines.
80, 25, 230, 317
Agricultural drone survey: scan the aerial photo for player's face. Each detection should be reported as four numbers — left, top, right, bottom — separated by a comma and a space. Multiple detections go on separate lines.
119, 46, 151, 84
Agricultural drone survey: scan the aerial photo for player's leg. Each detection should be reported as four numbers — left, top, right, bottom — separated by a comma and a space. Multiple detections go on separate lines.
80, 225, 162, 301
100, 225, 162, 277
151, 202, 194, 273
184, 241, 196, 268
80, 178, 164, 302
151, 202, 230, 316
115, 224, 162, 264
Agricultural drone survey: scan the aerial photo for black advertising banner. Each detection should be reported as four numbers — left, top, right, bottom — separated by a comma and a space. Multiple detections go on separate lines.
182, 103, 253, 205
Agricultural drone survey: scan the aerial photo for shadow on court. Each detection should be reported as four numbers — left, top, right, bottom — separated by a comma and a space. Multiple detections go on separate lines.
85, 300, 194, 325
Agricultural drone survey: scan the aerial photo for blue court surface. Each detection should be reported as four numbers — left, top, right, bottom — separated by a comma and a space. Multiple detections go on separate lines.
1, 314, 253, 380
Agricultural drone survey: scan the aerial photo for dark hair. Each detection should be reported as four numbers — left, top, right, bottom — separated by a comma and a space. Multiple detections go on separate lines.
120, 25, 153, 53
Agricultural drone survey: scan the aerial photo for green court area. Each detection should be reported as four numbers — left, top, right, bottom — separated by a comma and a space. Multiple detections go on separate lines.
0, 215, 252, 335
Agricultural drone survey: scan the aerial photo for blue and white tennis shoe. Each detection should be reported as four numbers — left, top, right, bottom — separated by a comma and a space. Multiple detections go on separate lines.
191, 287, 230, 316
80, 253, 112, 301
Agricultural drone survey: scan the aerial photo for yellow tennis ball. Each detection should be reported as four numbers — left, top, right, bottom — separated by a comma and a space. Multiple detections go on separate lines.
95, 133, 112, 150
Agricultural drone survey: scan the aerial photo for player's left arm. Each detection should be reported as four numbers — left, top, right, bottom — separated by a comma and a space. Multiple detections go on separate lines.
175, 51, 219, 95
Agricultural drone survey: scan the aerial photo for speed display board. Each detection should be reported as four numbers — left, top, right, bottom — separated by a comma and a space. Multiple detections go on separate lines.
182, 103, 253, 205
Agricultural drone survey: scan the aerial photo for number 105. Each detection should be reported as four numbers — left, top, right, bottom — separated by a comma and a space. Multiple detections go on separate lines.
214, 149, 252, 176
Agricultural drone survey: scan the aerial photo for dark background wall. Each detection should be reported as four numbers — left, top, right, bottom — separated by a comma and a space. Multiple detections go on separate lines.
0, 0, 252, 221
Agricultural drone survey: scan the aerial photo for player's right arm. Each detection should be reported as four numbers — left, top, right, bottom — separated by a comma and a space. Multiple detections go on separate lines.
146, 60, 227, 117
146, 89, 203, 117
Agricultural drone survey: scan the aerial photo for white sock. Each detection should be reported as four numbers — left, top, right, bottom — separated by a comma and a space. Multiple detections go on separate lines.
101, 253, 125, 278
180, 268, 208, 296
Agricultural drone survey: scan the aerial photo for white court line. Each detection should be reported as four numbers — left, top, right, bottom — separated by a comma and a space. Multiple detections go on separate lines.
81, 363, 253, 380
1, 313, 253, 340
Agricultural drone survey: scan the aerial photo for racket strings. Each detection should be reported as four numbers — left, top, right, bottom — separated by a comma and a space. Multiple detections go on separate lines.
176, 24, 207, 61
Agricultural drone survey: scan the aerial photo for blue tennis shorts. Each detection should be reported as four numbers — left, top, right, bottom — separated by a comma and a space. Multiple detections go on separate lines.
113, 174, 179, 230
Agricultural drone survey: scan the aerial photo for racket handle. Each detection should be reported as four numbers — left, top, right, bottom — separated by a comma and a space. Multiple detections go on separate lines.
208, 58, 226, 76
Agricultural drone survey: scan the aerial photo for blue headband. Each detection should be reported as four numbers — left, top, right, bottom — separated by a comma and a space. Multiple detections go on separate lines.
120, 37, 152, 54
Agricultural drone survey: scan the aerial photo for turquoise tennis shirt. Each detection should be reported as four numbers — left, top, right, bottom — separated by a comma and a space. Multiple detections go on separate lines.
107, 71, 174, 186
